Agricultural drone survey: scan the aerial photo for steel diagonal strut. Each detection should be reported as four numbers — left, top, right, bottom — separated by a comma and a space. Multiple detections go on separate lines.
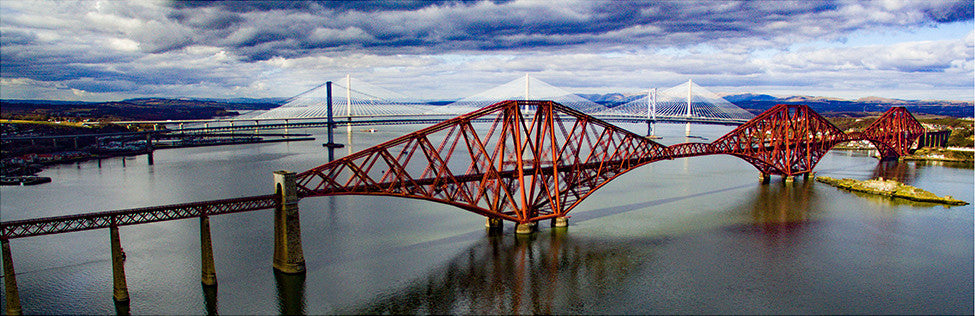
294, 100, 674, 224
1, 102, 924, 239
293, 101, 924, 225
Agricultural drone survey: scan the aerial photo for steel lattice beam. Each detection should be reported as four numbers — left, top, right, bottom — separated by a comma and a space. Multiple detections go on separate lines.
295, 102, 925, 223
2, 195, 276, 239
295, 101, 672, 224
1, 102, 925, 237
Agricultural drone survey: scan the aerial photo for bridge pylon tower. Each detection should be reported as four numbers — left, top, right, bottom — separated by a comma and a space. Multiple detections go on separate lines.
294, 100, 671, 231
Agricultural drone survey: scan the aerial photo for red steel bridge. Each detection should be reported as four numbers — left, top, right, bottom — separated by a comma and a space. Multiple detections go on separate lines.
1, 100, 925, 238
1, 100, 925, 314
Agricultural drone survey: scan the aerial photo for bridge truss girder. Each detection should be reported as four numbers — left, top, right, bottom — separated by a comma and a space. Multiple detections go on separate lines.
857, 107, 926, 158
1, 102, 928, 238
297, 102, 926, 224
712, 104, 850, 176
295, 100, 671, 224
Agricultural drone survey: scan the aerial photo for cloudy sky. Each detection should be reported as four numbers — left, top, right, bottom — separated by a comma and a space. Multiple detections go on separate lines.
1, 0, 972, 102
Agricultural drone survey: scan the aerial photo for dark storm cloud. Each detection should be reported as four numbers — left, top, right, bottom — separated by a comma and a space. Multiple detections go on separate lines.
1, 0, 972, 100
0, 29, 34, 46
154, 0, 972, 61
924, 0, 974, 22
170, 0, 514, 13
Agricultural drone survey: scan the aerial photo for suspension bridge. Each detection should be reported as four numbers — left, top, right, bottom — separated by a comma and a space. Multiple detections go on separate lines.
1, 96, 927, 314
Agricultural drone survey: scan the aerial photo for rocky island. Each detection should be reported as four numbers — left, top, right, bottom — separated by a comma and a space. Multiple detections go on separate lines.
816, 176, 968, 206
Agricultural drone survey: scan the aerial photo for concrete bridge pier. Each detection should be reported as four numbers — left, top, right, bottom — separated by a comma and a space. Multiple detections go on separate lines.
110, 223, 130, 303
515, 222, 534, 234
146, 133, 154, 166
485, 217, 503, 232
202, 281, 219, 315
759, 173, 770, 184
515, 221, 541, 235
273, 171, 306, 274
200, 214, 217, 286
551, 216, 569, 228
2, 238, 23, 315
783, 175, 796, 183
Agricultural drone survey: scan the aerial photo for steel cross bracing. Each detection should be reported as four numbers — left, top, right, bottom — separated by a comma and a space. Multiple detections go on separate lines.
1, 101, 925, 238
712, 104, 924, 176
295, 101, 924, 224
1, 195, 276, 239
296, 100, 671, 224
854, 107, 926, 158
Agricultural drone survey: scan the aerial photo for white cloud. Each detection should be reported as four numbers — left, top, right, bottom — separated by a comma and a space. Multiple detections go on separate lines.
0, 0, 972, 101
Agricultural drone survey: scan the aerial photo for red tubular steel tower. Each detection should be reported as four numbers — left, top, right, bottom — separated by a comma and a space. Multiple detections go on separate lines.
294, 101, 925, 227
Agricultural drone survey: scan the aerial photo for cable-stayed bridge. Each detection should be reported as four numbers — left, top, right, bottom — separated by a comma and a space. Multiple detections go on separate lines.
134, 76, 756, 136
246, 75, 452, 119
445, 74, 609, 114
1, 99, 928, 314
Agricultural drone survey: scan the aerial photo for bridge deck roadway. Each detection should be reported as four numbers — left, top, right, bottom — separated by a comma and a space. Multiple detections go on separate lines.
3, 115, 745, 142
1, 195, 276, 239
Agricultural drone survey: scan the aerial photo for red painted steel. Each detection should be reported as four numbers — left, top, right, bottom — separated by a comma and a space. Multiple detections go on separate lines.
713, 104, 850, 176
296, 101, 924, 224
0, 101, 925, 238
857, 107, 926, 158
295, 101, 672, 224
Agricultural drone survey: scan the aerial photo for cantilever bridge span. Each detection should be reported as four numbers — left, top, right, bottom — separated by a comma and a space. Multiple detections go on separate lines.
2, 100, 925, 239
295, 100, 923, 227
0, 100, 927, 313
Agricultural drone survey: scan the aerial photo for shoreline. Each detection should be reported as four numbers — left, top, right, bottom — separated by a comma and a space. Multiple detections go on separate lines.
831, 146, 974, 163
1, 136, 315, 179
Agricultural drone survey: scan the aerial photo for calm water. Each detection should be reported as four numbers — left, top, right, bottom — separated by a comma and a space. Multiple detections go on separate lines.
1, 122, 972, 314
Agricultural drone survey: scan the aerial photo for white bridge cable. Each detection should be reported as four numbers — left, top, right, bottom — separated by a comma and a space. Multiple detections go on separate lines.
251, 76, 449, 120
445, 75, 609, 114
244, 76, 753, 121
602, 80, 754, 121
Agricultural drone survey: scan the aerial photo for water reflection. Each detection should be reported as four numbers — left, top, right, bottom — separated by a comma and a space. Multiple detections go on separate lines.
912, 159, 974, 170
113, 298, 130, 315
749, 181, 815, 229
275, 271, 306, 315
845, 189, 948, 208
345, 230, 663, 314
871, 160, 915, 183
202, 284, 218, 315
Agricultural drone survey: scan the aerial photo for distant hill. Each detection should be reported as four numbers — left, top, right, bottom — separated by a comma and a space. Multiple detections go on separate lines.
578, 92, 973, 117
576, 93, 644, 107
1, 98, 284, 121
729, 96, 973, 117
719, 93, 778, 103
2, 93, 972, 121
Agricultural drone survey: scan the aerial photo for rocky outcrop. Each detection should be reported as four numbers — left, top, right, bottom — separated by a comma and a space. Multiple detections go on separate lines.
816, 176, 968, 206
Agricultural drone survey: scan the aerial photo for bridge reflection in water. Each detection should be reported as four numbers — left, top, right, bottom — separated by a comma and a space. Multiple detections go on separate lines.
0, 100, 932, 314
332, 230, 658, 315
326, 179, 837, 315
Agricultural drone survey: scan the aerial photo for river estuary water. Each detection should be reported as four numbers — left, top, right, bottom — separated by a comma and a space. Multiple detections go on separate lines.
1, 122, 972, 314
